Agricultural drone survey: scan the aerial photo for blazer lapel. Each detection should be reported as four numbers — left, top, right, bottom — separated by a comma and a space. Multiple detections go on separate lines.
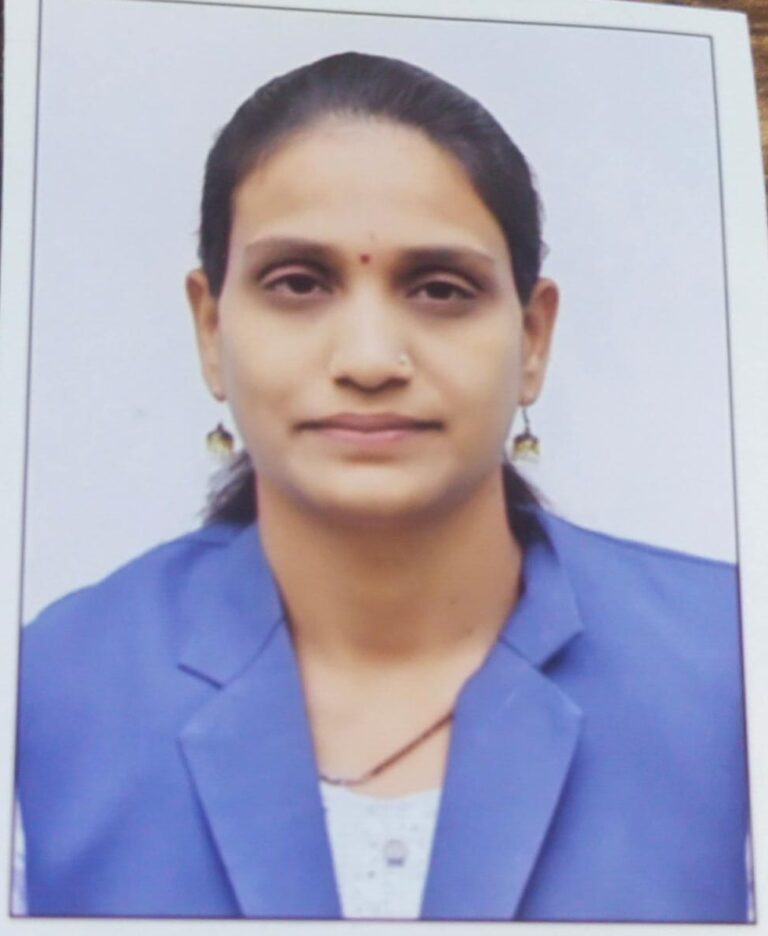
176, 525, 340, 919
422, 523, 584, 920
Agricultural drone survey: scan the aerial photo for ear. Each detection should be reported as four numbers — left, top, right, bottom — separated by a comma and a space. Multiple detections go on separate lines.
186, 268, 227, 402
520, 278, 559, 406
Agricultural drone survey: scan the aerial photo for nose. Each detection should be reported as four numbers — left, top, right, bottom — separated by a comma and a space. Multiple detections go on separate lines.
328, 292, 412, 392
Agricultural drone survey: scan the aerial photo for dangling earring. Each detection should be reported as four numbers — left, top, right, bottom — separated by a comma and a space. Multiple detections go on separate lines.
206, 421, 235, 459
511, 406, 540, 462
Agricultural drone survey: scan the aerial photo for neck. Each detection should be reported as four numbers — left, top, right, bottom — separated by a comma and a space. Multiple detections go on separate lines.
256, 472, 523, 669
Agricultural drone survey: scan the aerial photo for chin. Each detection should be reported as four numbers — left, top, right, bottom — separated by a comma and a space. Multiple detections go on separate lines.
288, 462, 476, 528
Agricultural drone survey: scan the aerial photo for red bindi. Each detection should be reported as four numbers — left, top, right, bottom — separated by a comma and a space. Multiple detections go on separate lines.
359, 253, 371, 264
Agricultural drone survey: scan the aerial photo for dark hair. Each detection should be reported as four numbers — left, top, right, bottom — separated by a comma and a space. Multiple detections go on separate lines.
198, 52, 544, 525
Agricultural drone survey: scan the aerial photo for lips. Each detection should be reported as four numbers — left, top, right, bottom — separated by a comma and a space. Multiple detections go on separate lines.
300, 413, 441, 432
297, 412, 442, 445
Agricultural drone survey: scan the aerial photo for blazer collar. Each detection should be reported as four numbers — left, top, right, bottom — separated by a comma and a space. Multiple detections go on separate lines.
177, 511, 584, 920
177, 525, 283, 686
500, 510, 584, 666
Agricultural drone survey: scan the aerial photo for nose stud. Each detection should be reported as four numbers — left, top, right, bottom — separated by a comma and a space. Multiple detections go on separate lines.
397, 352, 411, 368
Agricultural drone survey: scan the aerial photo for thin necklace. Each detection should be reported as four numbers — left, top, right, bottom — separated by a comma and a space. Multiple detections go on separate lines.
319, 710, 454, 788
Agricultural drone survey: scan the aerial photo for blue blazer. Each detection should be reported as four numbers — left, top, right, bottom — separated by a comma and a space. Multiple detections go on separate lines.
17, 509, 750, 921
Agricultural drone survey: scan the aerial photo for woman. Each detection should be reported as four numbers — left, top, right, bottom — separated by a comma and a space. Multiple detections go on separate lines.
16, 52, 749, 921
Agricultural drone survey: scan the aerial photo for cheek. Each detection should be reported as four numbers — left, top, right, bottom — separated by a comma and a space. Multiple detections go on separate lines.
217, 313, 322, 425
213, 317, 270, 416
440, 334, 522, 457
442, 323, 523, 408
225, 353, 291, 421
216, 302, 268, 384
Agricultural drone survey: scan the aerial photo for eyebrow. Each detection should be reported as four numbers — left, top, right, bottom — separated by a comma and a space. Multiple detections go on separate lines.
242, 237, 498, 272
243, 238, 337, 268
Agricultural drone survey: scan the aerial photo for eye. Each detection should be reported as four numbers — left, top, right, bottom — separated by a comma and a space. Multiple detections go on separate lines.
413, 279, 474, 301
261, 270, 330, 298
408, 274, 478, 307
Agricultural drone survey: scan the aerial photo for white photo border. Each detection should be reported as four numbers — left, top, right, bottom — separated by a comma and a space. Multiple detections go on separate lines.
2, 1, 768, 933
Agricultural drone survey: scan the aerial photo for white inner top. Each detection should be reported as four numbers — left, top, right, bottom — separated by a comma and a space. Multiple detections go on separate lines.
319, 781, 442, 920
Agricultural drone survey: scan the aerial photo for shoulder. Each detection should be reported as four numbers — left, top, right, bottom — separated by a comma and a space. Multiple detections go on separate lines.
539, 509, 736, 595
31, 523, 242, 606
21, 524, 248, 672
537, 510, 742, 689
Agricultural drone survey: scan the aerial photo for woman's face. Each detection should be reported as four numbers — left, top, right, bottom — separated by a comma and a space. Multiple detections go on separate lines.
189, 116, 557, 525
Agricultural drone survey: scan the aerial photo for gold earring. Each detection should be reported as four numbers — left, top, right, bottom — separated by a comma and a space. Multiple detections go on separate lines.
511, 407, 540, 462
206, 422, 235, 459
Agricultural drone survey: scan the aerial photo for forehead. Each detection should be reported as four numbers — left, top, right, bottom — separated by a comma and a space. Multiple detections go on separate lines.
230, 117, 508, 257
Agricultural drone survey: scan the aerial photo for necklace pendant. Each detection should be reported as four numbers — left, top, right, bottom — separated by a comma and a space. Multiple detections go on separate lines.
383, 838, 408, 867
